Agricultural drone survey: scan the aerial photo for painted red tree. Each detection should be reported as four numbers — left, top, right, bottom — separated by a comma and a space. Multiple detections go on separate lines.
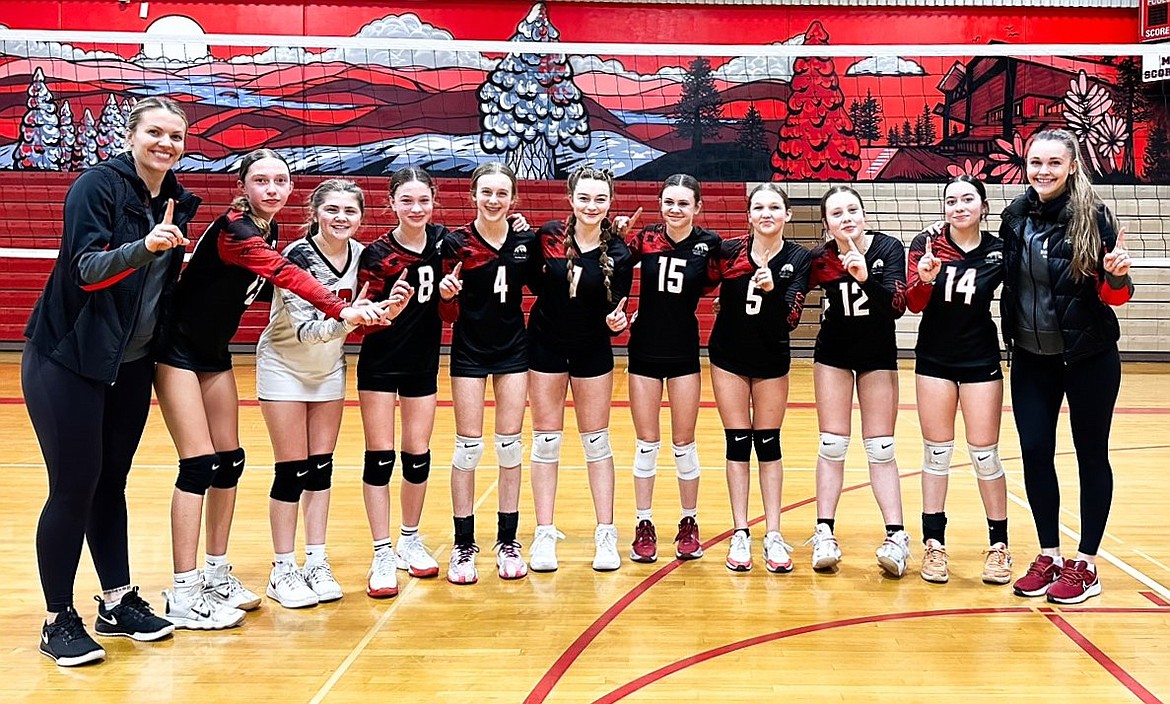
770, 22, 859, 181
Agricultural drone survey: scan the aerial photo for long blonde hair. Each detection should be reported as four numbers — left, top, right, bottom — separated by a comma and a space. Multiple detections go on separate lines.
1027, 129, 1116, 280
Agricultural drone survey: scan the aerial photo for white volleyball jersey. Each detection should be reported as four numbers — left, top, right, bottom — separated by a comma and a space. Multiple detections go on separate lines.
256, 236, 362, 402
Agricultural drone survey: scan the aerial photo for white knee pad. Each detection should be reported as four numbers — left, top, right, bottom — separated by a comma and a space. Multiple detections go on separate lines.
863, 436, 897, 464
818, 432, 850, 462
452, 435, 484, 472
494, 433, 523, 469
581, 428, 613, 462
632, 439, 660, 479
672, 441, 701, 481
531, 431, 563, 464
922, 441, 954, 477
969, 443, 1005, 481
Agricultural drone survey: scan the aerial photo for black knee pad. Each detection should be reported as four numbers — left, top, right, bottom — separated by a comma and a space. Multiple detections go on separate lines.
270, 459, 310, 503
724, 429, 753, 463
210, 447, 246, 489
175, 454, 219, 495
305, 453, 333, 492
363, 450, 395, 487
401, 450, 431, 485
753, 429, 782, 462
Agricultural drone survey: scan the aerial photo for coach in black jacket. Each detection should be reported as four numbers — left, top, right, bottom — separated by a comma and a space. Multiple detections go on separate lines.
22, 97, 199, 666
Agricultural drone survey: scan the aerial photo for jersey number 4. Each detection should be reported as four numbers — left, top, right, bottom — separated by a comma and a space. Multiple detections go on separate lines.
657, 257, 685, 294
494, 266, 509, 303
942, 267, 976, 306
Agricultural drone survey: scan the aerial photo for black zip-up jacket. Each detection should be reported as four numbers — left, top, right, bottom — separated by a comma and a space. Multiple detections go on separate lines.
999, 189, 1133, 364
24, 153, 201, 383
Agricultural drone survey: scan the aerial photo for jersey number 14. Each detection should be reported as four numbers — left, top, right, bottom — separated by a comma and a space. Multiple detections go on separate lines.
942, 267, 976, 305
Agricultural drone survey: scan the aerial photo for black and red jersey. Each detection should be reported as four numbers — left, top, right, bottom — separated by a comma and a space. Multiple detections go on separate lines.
164, 209, 347, 360
625, 224, 721, 366
907, 227, 1004, 368
357, 223, 450, 376
527, 221, 634, 348
808, 232, 907, 359
443, 222, 537, 365
707, 235, 811, 377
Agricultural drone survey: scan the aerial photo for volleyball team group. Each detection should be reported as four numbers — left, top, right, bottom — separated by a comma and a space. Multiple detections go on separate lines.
23, 96, 1134, 667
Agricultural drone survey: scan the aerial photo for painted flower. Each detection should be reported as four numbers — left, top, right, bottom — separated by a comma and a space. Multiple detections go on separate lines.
1089, 113, 1128, 160
1062, 69, 1114, 141
946, 158, 989, 179
988, 131, 1025, 184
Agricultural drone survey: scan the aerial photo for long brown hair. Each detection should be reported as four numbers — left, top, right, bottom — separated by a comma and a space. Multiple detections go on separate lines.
564, 166, 617, 303
1026, 129, 1115, 280
230, 148, 289, 234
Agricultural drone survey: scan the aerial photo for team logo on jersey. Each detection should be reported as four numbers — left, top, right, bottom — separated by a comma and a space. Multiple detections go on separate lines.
778, 263, 795, 279
985, 251, 1003, 263
512, 244, 528, 262
692, 242, 709, 257
871, 259, 885, 273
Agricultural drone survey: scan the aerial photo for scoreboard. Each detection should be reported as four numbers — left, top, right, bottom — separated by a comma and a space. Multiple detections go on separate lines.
1143, 0, 1169, 42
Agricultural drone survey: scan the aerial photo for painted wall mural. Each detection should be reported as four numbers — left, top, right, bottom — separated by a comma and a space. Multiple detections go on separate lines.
0, 2, 1166, 183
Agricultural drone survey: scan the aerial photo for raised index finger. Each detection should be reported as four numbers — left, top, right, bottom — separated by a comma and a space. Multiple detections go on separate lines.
626, 207, 643, 233
924, 237, 933, 258
614, 296, 628, 313
162, 198, 175, 226
847, 236, 860, 253
356, 281, 370, 302
451, 261, 463, 278
1114, 227, 1127, 251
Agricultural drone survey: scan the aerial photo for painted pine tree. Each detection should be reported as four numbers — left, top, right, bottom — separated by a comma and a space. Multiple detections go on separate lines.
848, 89, 882, 146
76, 108, 101, 170
736, 103, 769, 155
58, 100, 77, 171
672, 57, 723, 150
770, 22, 859, 180
478, 2, 589, 179
14, 68, 64, 171
96, 94, 127, 162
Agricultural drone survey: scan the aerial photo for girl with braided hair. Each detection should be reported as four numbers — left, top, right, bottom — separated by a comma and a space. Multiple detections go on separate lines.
526, 167, 635, 573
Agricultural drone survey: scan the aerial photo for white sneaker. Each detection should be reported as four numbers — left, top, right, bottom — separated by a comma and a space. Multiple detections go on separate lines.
266, 563, 319, 608
530, 525, 566, 573
592, 525, 621, 572
726, 530, 752, 572
763, 532, 794, 574
395, 534, 440, 578
367, 549, 399, 599
204, 563, 261, 611
876, 530, 911, 578
806, 523, 842, 571
163, 584, 246, 630
447, 544, 479, 585
496, 541, 528, 580
304, 560, 343, 602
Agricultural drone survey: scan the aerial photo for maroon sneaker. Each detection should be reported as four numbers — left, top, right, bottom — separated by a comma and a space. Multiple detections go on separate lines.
674, 516, 704, 560
1013, 554, 1062, 597
629, 519, 658, 563
1046, 560, 1102, 604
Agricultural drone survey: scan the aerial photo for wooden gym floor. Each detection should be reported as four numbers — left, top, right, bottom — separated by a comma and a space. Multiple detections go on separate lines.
0, 352, 1168, 703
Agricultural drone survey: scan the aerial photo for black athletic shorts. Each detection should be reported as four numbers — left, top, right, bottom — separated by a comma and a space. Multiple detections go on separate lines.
915, 357, 1003, 384
357, 372, 438, 397
450, 341, 528, 378
156, 331, 232, 373
627, 354, 700, 380
528, 330, 614, 378
814, 342, 898, 374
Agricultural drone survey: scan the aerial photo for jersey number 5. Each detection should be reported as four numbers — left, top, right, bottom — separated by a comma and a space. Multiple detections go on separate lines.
943, 267, 976, 306
745, 279, 763, 315
657, 257, 685, 294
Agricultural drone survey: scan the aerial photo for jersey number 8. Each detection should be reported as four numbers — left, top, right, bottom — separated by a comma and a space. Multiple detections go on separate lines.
417, 265, 434, 303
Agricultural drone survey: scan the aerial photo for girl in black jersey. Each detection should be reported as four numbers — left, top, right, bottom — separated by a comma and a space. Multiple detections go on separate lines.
155, 150, 387, 630
356, 167, 447, 597
707, 183, 811, 573
624, 175, 722, 565
24, 97, 191, 665
527, 167, 635, 573
906, 175, 1011, 586
438, 162, 535, 584
806, 185, 910, 577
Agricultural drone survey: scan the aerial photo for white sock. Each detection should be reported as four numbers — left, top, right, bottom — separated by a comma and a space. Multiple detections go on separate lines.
204, 553, 227, 571
103, 585, 132, 607
635, 509, 653, 523
173, 569, 201, 591
274, 552, 297, 569
681, 507, 698, 520
305, 544, 327, 567
373, 538, 393, 555
400, 524, 419, 538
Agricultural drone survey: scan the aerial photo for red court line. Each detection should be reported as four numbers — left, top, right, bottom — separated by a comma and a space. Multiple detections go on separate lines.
1042, 610, 1166, 704
1142, 592, 1170, 607
0, 395, 1167, 415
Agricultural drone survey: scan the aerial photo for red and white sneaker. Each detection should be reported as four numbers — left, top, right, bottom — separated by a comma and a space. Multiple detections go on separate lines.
725, 530, 752, 572
1046, 560, 1102, 604
366, 549, 399, 599
495, 541, 528, 580
1013, 554, 1062, 597
630, 519, 658, 563
447, 544, 480, 585
763, 532, 794, 573
674, 516, 704, 560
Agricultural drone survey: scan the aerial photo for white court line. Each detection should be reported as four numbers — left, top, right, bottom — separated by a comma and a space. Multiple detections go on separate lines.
307, 480, 499, 704
1004, 488, 1170, 602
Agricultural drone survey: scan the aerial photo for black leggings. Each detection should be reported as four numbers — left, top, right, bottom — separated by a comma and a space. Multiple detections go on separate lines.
1011, 346, 1120, 556
22, 347, 155, 612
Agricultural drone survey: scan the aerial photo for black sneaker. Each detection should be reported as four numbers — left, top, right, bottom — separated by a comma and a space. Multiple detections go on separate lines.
94, 588, 175, 641
40, 607, 105, 667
